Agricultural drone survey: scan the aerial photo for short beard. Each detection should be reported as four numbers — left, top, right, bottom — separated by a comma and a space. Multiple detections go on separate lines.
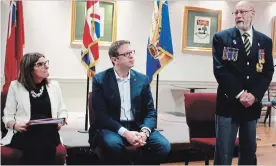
236, 21, 251, 31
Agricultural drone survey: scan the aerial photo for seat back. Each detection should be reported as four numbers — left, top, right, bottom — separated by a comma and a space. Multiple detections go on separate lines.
184, 93, 217, 139
88, 91, 98, 147
1, 91, 8, 138
88, 92, 95, 125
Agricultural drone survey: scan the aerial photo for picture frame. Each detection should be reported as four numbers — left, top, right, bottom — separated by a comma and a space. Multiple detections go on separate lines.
70, 0, 117, 46
273, 16, 276, 56
182, 6, 222, 52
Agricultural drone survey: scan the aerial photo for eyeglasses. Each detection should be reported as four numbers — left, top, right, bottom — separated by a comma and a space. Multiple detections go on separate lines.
118, 50, 135, 58
34, 60, 49, 68
232, 10, 253, 16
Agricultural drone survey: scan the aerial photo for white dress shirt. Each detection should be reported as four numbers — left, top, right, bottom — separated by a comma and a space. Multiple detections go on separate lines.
239, 26, 253, 46
114, 70, 134, 136
236, 26, 253, 99
114, 70, 134, 121
114, 69, 151, 136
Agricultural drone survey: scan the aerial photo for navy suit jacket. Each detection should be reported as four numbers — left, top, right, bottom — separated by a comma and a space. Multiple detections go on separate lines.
213, 27, 274, 121
88, 68, 157, 145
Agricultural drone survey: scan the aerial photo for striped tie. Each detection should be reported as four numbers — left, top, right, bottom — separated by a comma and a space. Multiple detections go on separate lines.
243, 32, 251, 56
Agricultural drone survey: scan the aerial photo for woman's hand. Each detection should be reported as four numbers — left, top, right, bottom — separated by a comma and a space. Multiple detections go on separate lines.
57, 119, 67, 131
14, 122, 28, 132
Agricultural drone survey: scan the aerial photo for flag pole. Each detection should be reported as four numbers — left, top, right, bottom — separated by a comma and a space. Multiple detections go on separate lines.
156, 74, 163, 131
78, 70, 90, 133
156, 74, 159, 113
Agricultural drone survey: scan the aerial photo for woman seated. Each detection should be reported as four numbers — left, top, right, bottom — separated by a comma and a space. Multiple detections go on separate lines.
1, 52, 68, 165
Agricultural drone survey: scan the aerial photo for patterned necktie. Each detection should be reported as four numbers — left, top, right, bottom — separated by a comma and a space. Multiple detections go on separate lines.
243, 32, 251, 56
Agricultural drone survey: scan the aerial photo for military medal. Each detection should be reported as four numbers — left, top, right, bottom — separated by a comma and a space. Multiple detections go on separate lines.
232, 48, 239, 62
222, 47, 228, 60
228, 49, 232, 61
256, 63, 263, 72
258, 49, 265, 64
222, 47, 239, 61
261, 49, 265, 64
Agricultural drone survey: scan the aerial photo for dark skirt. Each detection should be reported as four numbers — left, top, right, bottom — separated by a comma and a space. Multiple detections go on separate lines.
9, 123, 60, 165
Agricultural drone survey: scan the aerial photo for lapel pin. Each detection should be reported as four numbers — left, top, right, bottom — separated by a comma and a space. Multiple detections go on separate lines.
233, 40, 236, 45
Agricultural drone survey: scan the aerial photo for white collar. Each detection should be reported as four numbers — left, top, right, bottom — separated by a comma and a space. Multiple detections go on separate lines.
114, 69, 130, 81
238, 25, 253, 37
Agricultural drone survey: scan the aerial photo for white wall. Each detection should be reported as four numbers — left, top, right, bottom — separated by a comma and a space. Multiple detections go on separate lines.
1, 0, 153, 81
1, 1, 276, 81
1, 1, 9, 86
1, 1, 276, 121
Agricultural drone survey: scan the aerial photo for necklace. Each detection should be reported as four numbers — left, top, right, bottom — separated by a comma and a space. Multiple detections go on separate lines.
30, 86, 44, 98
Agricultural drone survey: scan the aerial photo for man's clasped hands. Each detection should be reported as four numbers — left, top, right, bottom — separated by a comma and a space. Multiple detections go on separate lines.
240, 90, 256, 108
123, 130, 147, 147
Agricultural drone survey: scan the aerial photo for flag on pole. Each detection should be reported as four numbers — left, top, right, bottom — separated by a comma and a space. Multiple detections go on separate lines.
146, 0, 174, 85
3, 0, 25, 92
81, 0, 100, 78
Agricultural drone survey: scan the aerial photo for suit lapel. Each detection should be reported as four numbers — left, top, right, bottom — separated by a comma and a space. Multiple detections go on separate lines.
130, 70, 137, 112
250, 29, 259, 60
232, 27, 259, 60
109, 69, 121, 110
232, 27, 246, 57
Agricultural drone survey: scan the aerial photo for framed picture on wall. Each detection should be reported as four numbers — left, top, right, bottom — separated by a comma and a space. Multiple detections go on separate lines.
273, 16, 276, 56
70, 0, 117, 46
182, 6, 222, 52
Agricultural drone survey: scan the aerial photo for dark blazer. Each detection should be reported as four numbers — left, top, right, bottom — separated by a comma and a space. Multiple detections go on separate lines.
212, 27, 274, 121
88, 68, 157, 145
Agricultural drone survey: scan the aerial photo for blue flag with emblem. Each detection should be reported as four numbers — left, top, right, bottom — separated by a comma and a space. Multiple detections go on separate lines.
146, 0, 174, 85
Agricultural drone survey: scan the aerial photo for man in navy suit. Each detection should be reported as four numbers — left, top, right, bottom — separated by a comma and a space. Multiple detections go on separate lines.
212, 1, 274, 165
88, 40, 171, 164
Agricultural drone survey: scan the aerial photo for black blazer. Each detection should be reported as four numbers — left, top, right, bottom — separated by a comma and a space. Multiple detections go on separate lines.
212, 27, 274, 121
88, 68, 157, 146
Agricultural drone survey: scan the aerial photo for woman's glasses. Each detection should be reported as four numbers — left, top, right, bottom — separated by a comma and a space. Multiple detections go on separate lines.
34, 60, 49, 68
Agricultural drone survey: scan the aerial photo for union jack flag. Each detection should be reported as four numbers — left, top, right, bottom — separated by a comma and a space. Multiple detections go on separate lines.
81, 0, 100, 78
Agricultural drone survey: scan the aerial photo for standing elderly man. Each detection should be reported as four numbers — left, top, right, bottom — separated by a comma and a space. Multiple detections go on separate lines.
212, 1, 274, 165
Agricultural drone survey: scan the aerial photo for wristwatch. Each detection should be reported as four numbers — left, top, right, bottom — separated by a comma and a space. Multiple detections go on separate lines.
141, 129, 150, 138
